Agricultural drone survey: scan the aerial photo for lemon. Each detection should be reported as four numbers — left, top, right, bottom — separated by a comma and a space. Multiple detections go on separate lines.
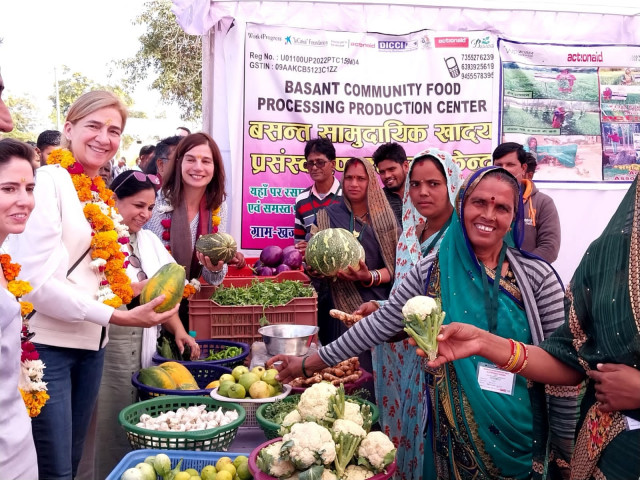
185, 469, 200, 476
200, 465, 217, 480
215, 471, 232, 480
232, 455, 248, 469
215, 457, 233, 472
236, 462, 252, 480
175, 473, 192, 480
221, 463, 236, 477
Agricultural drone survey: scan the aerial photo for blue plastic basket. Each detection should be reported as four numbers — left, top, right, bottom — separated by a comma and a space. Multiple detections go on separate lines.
106, 448, 245, 479
152, 339, 249, 368
132, 363, 232, 400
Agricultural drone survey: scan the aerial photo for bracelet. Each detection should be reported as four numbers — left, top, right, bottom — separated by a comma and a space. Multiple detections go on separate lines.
301, 356, 312, 378
373, 269, 382, 286
505, 341, 522, 372
513, 343, 529, 374
362, 271, 375, 288
497, 338, 516, 370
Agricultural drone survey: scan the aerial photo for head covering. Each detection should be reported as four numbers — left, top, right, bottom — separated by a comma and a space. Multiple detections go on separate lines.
434, 166, 533, 478
392, 147, 462, 294
315, 157, 397, 313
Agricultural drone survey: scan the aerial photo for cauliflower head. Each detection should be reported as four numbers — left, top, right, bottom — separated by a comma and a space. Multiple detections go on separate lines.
321, 469, 338, 480
297, 382, 337, 421
357, 431, 396, 473
343, 401, 364, 427
333, 419, 366, 439
282, 409, 302, 428
343, 465, 374, 480
256, 440, 296, 478
282, 421, 336, 469
402, 295, 437, 318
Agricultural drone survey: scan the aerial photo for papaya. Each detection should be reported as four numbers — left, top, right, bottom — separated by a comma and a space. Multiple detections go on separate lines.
159, 361, 198, 386
140, 263, 186, 313
138, 366, 177, 390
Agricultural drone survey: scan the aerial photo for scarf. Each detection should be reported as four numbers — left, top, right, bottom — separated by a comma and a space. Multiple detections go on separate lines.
170, 196, 211, 279
316, 158, 397, 313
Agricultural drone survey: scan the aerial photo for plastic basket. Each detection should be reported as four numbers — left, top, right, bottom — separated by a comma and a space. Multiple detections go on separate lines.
255, 394, 379, 440
118, 395, 245, 451
106, 449, 246, 480
248, 438, 397, 479
223, 263, 310, 285
189, 285, 317, 344
152, 339, 250, 368
210, 384, 292, 428
289, 368, 374, 395
132, 364, 232, 401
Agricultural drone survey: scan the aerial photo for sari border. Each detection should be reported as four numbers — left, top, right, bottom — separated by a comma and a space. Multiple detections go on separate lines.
629, 180, 640, 333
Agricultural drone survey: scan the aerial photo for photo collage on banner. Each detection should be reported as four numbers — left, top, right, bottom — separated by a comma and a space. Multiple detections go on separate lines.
242, 24, 499, 249
499, 39, 640, 182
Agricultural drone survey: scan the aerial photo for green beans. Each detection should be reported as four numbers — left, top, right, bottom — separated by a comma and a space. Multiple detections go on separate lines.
204, 345, 243, 361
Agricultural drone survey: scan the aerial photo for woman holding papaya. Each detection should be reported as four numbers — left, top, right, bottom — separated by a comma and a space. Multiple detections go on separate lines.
8, 91, 179, 480
146, 132, 245, 329
354, 148, 462, 480
78, 170, 201, 479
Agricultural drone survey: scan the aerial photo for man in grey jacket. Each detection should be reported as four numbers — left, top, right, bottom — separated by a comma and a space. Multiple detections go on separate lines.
493, 142, 561, 262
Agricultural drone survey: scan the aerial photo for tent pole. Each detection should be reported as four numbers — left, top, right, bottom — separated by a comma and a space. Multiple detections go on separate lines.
202, 26, 215, 135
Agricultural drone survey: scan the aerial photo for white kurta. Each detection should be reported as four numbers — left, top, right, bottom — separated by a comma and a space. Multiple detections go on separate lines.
0, 287, 38, 479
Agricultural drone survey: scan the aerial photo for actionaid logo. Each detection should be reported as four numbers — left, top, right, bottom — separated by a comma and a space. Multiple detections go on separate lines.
567, 51, 604, 62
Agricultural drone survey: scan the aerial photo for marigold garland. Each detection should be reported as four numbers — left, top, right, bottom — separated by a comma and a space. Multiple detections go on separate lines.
48, 149, 132, 307
1, 254, 49, 417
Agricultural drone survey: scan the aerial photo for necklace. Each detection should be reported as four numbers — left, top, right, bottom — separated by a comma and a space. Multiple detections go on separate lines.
0, 253, 50, 417
349, 211, 368, 240
47, 149, 133, 308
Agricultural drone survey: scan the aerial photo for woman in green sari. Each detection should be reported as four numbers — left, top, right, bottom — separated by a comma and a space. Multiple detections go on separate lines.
272, 166, 577, 479
426, 176, 640, 479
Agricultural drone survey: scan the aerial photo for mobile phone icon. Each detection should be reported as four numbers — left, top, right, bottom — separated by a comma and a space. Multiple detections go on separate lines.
445, 57, 460, 78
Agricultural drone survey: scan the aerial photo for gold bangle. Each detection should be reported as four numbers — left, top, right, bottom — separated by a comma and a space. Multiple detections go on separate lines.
513, 343, 529, 374
504, 341, 522, 372
362, 271, 375, 288
498, 338, 516, 370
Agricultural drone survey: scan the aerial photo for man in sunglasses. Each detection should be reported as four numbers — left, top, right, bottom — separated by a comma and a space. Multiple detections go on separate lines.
293, 137, 343, 252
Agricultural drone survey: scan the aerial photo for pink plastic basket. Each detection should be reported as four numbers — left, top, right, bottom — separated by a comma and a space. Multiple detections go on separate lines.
248, 438, 397, 479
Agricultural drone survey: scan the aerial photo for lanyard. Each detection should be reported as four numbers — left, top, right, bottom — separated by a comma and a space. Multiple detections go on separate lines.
349, 211, 367, 242
479, 243, 508, 334
422, 215, 452, 256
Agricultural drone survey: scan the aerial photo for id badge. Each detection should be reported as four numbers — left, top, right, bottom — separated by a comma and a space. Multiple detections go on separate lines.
476, 362, 516, 395
625, 416, 640, 431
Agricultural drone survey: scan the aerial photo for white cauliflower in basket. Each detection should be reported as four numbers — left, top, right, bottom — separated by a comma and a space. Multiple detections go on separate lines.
322, 469, 338, 480
344, 401, 364, 426
333, 419, 366, 439
282, 409, 302, 428
256, 440, 296, 478
281, 421, 336, 469
297, 382, 337, 421
357, 431, 396, 473
343, 464, 374, 479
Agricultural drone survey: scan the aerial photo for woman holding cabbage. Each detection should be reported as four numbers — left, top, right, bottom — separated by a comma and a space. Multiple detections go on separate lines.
271, 166, 578, 480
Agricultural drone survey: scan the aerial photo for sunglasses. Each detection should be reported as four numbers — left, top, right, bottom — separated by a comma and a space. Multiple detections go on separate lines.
128, 254, 148, 282
113, 171, 161, 194
303, 160, 328, 170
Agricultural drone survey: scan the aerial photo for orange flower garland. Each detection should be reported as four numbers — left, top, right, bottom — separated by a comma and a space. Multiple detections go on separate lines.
1, 254, 50, 417
47, 149, 133, 308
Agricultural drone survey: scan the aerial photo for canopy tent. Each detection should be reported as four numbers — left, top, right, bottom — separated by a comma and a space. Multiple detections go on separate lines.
171, 0, 640, 284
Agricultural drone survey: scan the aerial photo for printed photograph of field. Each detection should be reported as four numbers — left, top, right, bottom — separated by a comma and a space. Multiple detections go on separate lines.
501, 133, 602, 182
502, 63, 599, 102
503, 98, 601, 136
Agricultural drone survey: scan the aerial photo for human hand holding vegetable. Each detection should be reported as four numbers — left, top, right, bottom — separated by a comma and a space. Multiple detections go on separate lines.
354, 301, 379, 317
228, 250, 246, 268
267, 352, 329, 384
130, 279, 149, 298
175, 331, 200, 360
336, 259, 369, 282
410, 322, 485, 366
402, 296, 447, 361
196, 251, 224, 272
110, 295, 179, 328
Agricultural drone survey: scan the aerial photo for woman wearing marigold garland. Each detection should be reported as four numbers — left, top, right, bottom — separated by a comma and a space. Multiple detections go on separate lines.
0, 139, 38, 479
146, 132, 245, 329
8, 91, 178, 480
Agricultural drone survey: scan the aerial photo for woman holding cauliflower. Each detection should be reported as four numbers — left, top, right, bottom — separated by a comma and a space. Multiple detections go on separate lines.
271, 166, 578, 480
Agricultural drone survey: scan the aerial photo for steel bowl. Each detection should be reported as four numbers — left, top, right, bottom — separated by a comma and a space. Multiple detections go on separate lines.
258, 324, 319, 356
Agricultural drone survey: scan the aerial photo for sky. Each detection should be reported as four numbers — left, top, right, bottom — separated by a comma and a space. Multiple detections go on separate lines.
0, 0, 198, 153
